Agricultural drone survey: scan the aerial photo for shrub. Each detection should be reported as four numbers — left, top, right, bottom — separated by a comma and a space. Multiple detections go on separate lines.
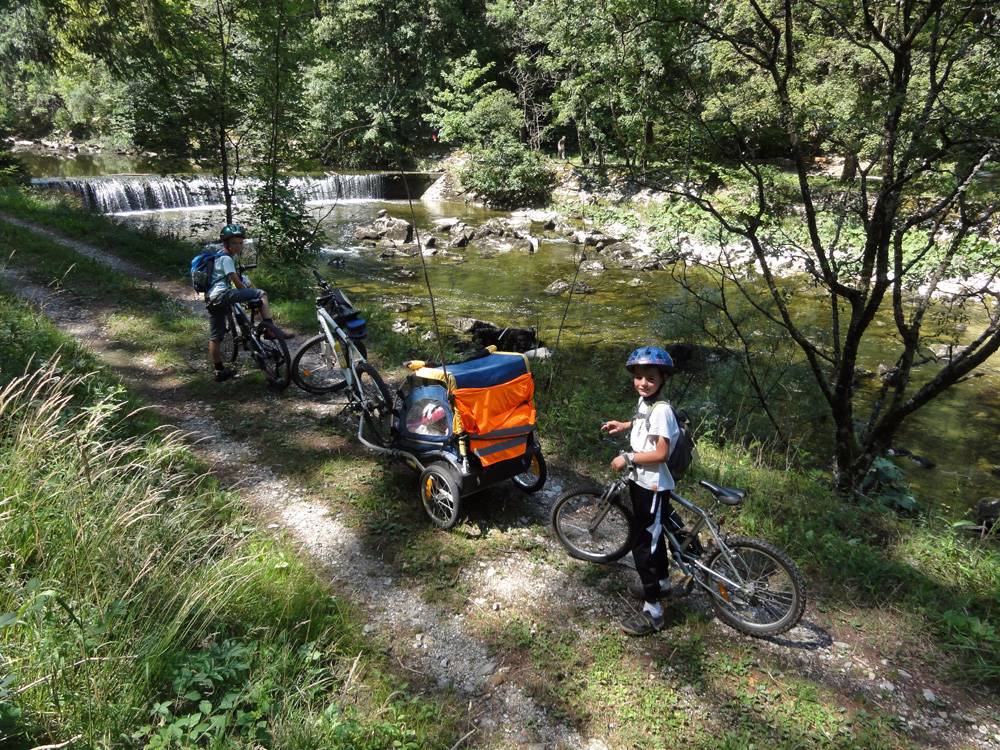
0, 149, 29, 187
460, 137, 555, 208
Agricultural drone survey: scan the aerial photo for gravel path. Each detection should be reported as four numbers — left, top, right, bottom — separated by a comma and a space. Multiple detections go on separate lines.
2, 215, 998, 749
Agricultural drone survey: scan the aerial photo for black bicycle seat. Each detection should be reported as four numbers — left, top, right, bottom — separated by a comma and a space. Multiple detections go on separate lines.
698, 480, 746, 506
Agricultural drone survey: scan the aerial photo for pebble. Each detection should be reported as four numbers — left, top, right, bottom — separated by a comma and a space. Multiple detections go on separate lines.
898, 669, 912, 679
923, 688, 937, 702
362, 624, 376, 635
878, 680, 895, 693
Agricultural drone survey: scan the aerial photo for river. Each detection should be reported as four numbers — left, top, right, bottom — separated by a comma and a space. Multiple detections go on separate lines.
16, 150, 1000, 516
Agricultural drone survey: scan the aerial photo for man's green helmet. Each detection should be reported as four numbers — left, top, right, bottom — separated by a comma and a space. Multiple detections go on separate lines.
220, 223, 246, 241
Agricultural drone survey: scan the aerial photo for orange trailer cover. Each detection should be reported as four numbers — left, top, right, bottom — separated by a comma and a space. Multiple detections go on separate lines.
452, 372, 537, 467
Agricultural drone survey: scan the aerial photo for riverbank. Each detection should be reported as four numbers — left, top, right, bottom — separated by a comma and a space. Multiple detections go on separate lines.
0, 198, 998, 748
436, 156, 1000, 300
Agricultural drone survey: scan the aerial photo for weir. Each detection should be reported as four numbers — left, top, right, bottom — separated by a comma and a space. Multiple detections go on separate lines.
31, 172, 439, 213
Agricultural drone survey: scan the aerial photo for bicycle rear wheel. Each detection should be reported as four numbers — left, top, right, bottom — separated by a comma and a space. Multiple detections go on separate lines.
355, 361, 393, 447
257, 336, 291, 390
291, 333, 348, 394
551, 488, 634, 563
219, 311, 238, 365
703, 536, 806, 637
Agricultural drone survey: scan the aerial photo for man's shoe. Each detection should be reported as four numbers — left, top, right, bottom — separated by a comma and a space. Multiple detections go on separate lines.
214, 367, 237, 382
620, 610, 665, 636
627, 578, 689, 600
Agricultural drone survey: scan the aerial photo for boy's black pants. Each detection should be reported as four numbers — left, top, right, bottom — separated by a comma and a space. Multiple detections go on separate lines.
629, 481, 684, 603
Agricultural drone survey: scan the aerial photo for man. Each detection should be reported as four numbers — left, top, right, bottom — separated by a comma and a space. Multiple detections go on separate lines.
207, 223, 292, 382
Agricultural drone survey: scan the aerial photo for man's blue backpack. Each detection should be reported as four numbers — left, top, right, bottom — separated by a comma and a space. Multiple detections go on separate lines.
190, 251, 224, 293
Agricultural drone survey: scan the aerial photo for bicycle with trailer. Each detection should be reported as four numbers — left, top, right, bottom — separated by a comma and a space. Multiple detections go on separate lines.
291, 269, 547, 528
551, 465, 806, 636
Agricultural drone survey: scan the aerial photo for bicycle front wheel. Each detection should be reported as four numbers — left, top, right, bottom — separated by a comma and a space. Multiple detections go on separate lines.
551, 488, 634, 563
355, 361, 393, 447
291, 334, 348, 394
703, 536, 806, 637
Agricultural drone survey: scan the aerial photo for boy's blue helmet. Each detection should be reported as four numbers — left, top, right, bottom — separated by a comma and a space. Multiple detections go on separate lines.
626, 346, 674, 373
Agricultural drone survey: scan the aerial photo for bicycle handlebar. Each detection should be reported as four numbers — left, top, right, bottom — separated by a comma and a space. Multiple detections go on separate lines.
311, 268, 331, 286
239, 263, 258, 271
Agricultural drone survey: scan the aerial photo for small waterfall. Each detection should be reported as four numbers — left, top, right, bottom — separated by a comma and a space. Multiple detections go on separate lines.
32, 173, 393, 213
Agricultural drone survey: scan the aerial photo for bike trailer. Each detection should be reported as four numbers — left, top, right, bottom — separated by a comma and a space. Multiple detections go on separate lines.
394, 349, 547, 527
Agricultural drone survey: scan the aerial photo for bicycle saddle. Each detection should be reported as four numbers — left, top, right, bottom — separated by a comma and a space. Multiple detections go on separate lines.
698, 480, 746, 506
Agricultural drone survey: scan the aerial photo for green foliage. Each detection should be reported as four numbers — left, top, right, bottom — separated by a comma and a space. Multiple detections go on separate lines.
425, 51, 520, 147
460, 136, 555, 207
0, 305, 462, 748
250, 179, 325, 266
0, 148, 29, 187
861, 458, 920, 513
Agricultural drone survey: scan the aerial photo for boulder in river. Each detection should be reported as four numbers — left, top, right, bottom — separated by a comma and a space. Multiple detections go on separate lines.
544, 279, 595, 296
353, 213, 413, 244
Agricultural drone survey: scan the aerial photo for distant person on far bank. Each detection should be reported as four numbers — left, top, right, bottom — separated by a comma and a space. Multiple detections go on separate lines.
205, 224, 292, 382
557, 135, 567, 160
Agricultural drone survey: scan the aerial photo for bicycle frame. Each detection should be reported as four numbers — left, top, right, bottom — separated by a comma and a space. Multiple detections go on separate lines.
590, 468, 757, 604
664, 488, 756, 604
314, 306, 364, 387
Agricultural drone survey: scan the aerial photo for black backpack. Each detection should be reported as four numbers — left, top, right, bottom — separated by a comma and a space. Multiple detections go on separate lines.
667, 407, 696, 479
642, 400, 696, 480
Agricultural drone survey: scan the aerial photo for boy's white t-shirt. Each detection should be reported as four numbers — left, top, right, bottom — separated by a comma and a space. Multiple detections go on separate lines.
630, 397, 680, 492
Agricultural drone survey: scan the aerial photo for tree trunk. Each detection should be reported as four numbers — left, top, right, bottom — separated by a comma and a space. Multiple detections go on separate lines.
839, 152, 858, 182
215, 0, 233, 224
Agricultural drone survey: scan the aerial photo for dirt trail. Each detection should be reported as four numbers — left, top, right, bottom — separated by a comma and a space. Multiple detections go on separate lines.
2, 215, 998, 749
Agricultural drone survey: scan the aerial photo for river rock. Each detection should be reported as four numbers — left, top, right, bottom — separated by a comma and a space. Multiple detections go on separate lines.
504, 238, 536, 254
354, 214, 413, 244
603, 240, 636, 259
573, 230, 620, 246
931, 343, 970, 362
511, 209, 559, 226
544, 279, 595, 296
392, 319, 418, 334
432, 217, 460, 231
582, 260, 605, 273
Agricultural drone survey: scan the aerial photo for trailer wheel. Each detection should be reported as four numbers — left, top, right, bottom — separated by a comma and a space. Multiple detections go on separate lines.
420, 462, 462, 529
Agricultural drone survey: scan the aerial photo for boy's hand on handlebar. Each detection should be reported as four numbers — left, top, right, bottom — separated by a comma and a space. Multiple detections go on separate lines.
601, 420, 629, 435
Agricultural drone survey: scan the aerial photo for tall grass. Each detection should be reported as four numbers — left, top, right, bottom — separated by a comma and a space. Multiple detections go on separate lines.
0, 361, 460, 749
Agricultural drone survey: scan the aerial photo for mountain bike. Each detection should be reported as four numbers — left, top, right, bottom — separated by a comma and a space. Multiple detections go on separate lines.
551, 468, 806, 637
216, 263, 291, 390
291, 269, 393, 447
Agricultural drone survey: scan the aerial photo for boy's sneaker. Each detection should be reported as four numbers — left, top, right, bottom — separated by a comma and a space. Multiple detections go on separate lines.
620, 610, 665, 636
214, 367, 237, 382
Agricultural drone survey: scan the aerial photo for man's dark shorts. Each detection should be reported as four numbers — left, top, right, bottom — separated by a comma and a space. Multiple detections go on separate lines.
207, 288, 265, 341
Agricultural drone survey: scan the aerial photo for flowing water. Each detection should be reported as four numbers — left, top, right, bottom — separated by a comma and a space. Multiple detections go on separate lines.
23, 161, 1000, 515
